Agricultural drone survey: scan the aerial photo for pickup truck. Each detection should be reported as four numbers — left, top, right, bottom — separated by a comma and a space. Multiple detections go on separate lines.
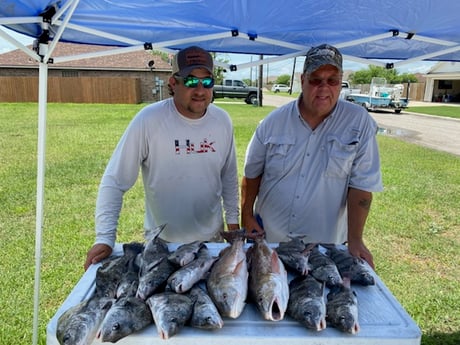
339, 81, 361, 100
213, 79, 261, 104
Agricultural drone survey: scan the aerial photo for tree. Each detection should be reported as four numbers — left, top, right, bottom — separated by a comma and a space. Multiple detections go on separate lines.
275, 74, 291, 85
349, 65, 418, 84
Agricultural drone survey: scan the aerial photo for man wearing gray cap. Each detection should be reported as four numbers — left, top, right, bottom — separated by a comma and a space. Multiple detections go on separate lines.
241, 44, 382, 268
85, 46, 239, 269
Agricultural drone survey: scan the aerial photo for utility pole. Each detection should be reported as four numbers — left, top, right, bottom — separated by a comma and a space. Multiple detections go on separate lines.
258, 54, 264, 106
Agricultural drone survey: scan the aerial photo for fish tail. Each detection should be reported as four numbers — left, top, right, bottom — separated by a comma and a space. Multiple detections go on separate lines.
221, 228, 246, 243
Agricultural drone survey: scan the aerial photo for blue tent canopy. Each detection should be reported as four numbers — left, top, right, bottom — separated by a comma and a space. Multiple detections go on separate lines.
1, 0, 460, 69
1, 1, 459, 344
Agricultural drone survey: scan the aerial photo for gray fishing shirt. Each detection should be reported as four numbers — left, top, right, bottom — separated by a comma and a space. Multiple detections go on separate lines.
244, 98, 383, 243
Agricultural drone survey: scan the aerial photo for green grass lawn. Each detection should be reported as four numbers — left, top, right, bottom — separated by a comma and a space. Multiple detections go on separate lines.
0, 102, 458, 345
406, 106, 460, 119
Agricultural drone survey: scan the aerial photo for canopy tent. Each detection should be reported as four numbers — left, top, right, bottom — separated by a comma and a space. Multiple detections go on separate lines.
1, 1, 460, 344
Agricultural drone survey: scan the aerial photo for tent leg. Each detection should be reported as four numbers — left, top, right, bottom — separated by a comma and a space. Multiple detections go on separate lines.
32, 61, 48, 345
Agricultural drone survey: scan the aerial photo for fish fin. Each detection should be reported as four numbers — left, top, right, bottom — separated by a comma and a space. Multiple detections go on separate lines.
271, 250, 282, 273
144, 223, 167, 241
233, 258, 247, 275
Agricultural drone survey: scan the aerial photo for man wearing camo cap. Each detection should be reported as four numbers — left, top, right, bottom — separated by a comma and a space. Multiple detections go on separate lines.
242, 44, 383, 269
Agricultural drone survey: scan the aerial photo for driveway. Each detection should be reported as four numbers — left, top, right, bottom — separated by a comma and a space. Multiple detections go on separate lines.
262, 94, 460, 157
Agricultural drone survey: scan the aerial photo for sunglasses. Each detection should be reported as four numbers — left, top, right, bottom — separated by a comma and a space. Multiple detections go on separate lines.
175, 75, 214, 88
307, 77, 341, 87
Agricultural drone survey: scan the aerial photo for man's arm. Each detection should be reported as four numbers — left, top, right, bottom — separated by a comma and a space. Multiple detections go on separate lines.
347, 187, 375, 269
241, 175, 264, 238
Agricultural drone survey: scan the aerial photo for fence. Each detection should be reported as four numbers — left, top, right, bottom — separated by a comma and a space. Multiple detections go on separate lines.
0, 76, 141, 103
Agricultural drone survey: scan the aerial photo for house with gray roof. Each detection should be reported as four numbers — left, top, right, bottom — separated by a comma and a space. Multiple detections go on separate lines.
423, 62, 460, 103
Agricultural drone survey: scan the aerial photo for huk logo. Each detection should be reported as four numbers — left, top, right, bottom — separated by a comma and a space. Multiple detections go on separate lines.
174, 138, 216, 154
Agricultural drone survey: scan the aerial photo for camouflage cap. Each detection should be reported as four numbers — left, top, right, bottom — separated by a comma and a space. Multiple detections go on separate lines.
171, 46, 214, 77
303, 44, 343, 74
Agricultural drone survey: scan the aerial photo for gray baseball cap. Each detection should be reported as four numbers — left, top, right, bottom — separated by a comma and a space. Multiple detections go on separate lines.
172, 46, 214, 77
303, 44, 343, 74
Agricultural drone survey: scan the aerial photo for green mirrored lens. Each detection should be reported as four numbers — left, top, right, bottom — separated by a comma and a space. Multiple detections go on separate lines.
183, 76, 214, 88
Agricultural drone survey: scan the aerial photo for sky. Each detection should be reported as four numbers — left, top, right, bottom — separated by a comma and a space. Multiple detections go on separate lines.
1, 27, 438, 80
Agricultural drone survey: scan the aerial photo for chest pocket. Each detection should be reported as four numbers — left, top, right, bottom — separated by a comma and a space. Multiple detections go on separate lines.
325, 136, 358, 179
264, 136, 295, 177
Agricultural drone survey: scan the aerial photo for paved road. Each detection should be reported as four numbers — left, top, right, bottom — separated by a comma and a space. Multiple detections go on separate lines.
262, 94, 460, 157
369, 111, 460, 157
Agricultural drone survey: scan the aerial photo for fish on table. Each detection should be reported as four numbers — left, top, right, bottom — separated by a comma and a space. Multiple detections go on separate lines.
168, 240, 206, 266
287, 274, 326, 331
246, 236, 289, 321
136, 224, 176, 300
94, 242, 144, 299
326, 277, 360, 334
97, 296, 153, 343
167, 245, 217, 293
147, 291, 194, 339
188, 284, 224, 329
324, 244, 375, 286
116, 255, 140, 298
207, 229, 248, 319
56, 296, 113, 345
276, 236, 314, 275
308, 245, 343, 288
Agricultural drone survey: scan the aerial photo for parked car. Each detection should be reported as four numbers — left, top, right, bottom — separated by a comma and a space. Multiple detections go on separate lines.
213, 79, 261, 104
271, 84, 291, 93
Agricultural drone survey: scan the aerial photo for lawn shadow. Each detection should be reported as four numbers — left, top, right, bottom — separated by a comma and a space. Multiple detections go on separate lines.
422, 331, 460, 345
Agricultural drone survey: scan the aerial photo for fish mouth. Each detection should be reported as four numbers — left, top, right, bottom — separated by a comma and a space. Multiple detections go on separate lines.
350, 322, 360, 334
317, 318, 327, 331
159, 330, 168, 340
266, 298, 284, 321
135, 291, 146, 300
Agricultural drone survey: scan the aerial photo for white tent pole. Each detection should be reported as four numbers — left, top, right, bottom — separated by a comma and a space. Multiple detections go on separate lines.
32, 55, 49, 345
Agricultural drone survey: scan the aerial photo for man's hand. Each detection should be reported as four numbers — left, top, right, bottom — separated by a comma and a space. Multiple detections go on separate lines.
347, 240, 375, 270
84, 244, 112, 271
242, 215, 265, 239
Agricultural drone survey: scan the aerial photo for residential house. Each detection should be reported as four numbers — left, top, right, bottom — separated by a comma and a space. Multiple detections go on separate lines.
0, 42, 172, 103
